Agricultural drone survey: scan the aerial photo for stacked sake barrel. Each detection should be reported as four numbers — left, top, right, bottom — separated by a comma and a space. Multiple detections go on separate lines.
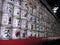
0, 0, 59, 40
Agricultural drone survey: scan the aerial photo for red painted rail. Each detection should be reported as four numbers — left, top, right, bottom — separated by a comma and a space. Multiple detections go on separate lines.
0, 37, 60, 45
0, 38, 48, 45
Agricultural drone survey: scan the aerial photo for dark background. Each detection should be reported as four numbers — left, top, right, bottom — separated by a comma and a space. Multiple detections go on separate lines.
46, 0, 60, 19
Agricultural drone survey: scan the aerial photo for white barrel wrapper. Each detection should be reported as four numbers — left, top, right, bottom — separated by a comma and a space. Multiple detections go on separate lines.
13, 6, 20, 16
12, 28, 20, 39
2, 14, 12, 25
3, 2, 13, 15
12, 17, 20, 27
21, 1, 28, 10
21, 10, 27, 19
21, 20, 27, 29
20, 30, 27, 39
27, 30, 32, 37
1, 26, 11, 40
